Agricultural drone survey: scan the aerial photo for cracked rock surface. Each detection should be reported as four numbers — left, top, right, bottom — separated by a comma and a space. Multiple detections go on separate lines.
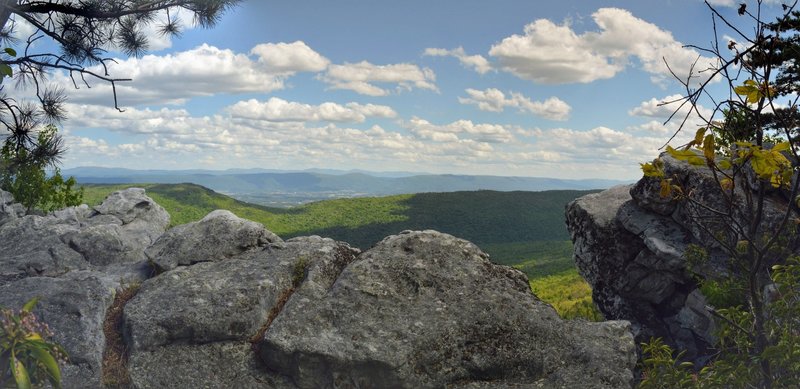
1, 188, 637, 388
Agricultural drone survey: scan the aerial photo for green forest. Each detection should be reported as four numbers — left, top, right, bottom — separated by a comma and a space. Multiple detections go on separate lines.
82, 183, 601, 320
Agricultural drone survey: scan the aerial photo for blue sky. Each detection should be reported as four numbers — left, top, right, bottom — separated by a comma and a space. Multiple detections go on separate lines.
21, 0, 790, 179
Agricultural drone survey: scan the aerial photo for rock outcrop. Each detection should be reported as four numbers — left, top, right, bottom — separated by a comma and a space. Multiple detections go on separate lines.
0, 188, 169, 388
565, 153, 796, 362
1, 188, 637, 388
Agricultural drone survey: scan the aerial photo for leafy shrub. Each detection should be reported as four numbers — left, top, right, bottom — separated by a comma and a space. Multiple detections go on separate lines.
1, 125, 83, 212
0, 297, 68, 389
640, 257, 800, 388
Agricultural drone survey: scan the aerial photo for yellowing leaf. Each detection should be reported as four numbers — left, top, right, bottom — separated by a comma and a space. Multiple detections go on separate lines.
688, 156, 706, 166
703, 134, 715, 162
11, 355, 32, 389
24, 333, 42, 341
718, 159, 732, 170
21, 297, 39, 313
734, 85, 755, 96
772, 142, 790, 152
720, 178, 733, 191
693, 127, 707, 147
640, 159, 664, 178
749, 146, 792, 188
659, 179, 672, 198
666, 146, 700, 161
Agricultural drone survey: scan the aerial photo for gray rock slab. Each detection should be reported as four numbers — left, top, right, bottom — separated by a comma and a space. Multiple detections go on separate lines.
125, 237, 359, 389
128, 343, 293, 389
145, 209, 282, 271
0, 188, 169, 280
0, 273, 116, 388
259, 230, 636, 389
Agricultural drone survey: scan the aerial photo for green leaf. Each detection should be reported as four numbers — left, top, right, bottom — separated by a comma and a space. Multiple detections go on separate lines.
11, 354, 32, 389
0, 63, 12, 78
29, 346, 61, 388
4, 48, 16, 57
21, 297, 38, 313
718, 159, 732, 170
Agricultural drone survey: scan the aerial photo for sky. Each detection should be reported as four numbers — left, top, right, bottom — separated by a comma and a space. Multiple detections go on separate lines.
11, 0, 794, 179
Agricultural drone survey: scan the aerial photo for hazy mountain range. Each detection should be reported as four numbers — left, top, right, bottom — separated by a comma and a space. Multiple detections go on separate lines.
67, 166, 629, 207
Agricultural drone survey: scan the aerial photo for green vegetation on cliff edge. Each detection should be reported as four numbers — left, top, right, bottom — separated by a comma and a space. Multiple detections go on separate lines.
82, 183, 601, 320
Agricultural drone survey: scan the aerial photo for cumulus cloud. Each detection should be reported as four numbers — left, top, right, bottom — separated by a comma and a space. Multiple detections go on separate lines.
489, 8, 718, 85
404, 117, 514, 143
319, 61, 437, 96
423, 47, 492, 74
61, 101, 671, 179
250, 41, 330, 73
458, 88, 571, 120
629, 94, 715, 128
53, 42, 328, 107
225, 97, 396, 123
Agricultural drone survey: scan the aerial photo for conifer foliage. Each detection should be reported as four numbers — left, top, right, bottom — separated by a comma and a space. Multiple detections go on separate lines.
0, 1, 240, 210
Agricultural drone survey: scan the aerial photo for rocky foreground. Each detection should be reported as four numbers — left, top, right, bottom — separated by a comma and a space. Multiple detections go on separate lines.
0, 188, 635, 388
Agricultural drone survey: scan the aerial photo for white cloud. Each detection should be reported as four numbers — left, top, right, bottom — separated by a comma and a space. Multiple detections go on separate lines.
423, 47, 492, 74
489, 8, 718, 85
404, 117, 514, 143
225, 97, 396, 123
458, 88, 571, 120
630, 94, 714, 125
250, 41, 330, 74
53, 42, 329, 107
319, 61, 437, 96
61, 102, 672, 179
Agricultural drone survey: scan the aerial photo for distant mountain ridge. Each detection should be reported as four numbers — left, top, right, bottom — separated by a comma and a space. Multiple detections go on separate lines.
66, 166, 629, 206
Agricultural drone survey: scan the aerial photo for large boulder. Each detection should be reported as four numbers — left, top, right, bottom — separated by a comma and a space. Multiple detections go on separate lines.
145, 209, 282, 272
566, 153, 796, 361
125, 235, 359, 389
258, 230, 636, 388
567, 184, 712, 360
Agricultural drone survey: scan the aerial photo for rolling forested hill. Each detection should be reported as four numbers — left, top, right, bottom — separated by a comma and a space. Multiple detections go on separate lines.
82, 183, 601, 320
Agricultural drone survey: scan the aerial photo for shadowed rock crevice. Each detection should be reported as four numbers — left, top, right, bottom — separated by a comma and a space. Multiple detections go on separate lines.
101, 283, 141, 388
